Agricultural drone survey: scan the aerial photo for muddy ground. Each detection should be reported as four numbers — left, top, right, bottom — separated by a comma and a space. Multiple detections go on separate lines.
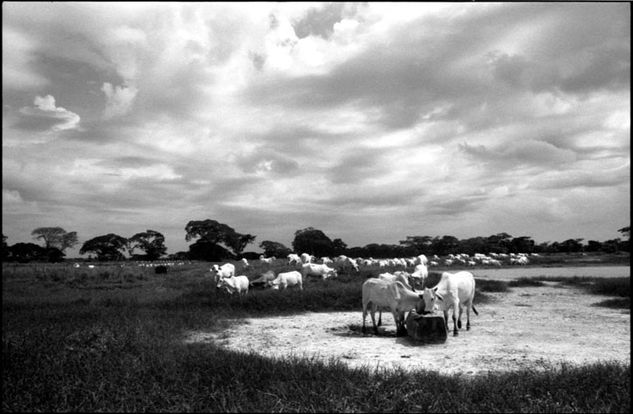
184, 282, 630, 376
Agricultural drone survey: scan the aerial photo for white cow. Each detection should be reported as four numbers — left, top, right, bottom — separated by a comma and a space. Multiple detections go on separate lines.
362, 278, 424, 336
410, 263, 428, 289
415, 254, 428, 266
259, 255, 275, 264
217, 275, 250, 296
287, 254, 302, 265
240, 258, 250, 268
421, 271, 478, 336
336, 255, 359, 272
210, 263, 236, 283
320, 256, 333, 265
301, 263, 337, 279
249, 270, 276, 287
300, 253, 314, 264
268, 271, 303, 290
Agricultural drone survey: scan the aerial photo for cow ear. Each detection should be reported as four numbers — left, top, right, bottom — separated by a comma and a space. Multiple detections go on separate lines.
435, 292, 444, 301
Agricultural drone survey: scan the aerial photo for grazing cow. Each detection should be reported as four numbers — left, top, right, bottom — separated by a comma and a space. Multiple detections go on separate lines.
320, 256, 333, 265
268, 271, 303, 290
250, 270, 276, 287
421, 271, 478, 336
287, 254, 302, 265
301, 263, 337, 279
300, 253, 314, 264
217, 275, 250, 296
362, 278, 424, 336
259, 255, 275, 264
210, 263, 236, 283
336, 255, 359, 272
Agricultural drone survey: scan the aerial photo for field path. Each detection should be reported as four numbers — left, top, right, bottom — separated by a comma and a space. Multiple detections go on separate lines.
184, 283, 630, 376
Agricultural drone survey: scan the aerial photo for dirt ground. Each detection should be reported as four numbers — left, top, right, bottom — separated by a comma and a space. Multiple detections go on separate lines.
184, 282, 630, 376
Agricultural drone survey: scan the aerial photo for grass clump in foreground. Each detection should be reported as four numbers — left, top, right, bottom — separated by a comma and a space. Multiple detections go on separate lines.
3, 304, 630, 413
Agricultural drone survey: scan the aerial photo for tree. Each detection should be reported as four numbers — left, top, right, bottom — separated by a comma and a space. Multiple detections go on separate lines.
79, 233, 128, 261
331, 238, 348, 256
31, 227, 78, 253
184, 219, 256, 260
430, 235, 460, 256
510, 236, 535, 254
618, 226, 630, 239
259, 240, 292, 258
292, 227, 335, 257
560, 238, 584, 254
7, 243, 46, 262
486, 233, 513, 253
128, 229, 167, 260
399, 236, 433, 255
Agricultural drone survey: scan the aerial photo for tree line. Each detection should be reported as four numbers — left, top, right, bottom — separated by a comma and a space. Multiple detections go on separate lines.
2, 221, 630, 263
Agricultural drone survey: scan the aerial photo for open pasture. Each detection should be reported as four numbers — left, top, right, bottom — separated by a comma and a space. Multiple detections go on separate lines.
2, 259, 630, 412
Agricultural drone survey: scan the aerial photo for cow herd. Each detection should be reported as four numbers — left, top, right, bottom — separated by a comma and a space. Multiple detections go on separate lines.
210, 253, 481, 338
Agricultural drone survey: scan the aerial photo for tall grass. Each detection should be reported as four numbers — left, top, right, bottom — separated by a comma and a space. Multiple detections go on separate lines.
2, 262, 630, 412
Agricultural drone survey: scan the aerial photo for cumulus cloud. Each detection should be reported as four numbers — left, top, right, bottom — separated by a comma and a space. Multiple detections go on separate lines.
1, 3, 629, 254
101, 83, 138, 119
15, 95, 80, 131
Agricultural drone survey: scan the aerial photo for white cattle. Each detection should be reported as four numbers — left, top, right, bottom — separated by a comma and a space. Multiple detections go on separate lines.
240, 258, 250, 268
301, 263, 337, 279
362, 278, 424, 336
336, 255, 359, 272
378, 272, 413, 290
410, 263, 428, 289
421, 271, 478, 336
415, 254, 428, 266
287, 254, 302, 265
300, 253, 314, 264
320, 256, 333, 265
259, 255, 275, 264
217, 275, 250, 296
250, 270, 276, 287
269, 271, 303, 290
210, 263, 236, 283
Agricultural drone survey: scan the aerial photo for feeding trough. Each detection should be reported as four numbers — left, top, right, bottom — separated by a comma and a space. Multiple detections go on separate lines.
406, 311, 447, 343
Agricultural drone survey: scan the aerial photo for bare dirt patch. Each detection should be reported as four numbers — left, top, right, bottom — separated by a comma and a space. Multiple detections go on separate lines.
184, 283, 630, 376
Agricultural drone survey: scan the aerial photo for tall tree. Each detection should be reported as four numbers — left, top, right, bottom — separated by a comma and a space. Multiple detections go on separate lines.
292, 227, 335, 257
184, 219, 256, 259
79, 233, 128, 261
31, 227, 78, 252
128, 229, 167, 260
259, 240, 292, 258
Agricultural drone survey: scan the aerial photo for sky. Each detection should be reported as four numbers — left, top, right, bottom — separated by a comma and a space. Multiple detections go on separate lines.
2, 2, 630, 258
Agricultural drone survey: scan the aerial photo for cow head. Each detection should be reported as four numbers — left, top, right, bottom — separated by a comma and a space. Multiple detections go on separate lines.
421, 287, 442, 314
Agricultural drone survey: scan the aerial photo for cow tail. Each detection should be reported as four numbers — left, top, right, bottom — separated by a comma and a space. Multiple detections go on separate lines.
472, 304, 479, 315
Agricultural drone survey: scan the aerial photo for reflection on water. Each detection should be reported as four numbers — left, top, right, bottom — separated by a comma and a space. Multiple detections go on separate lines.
472, 266, 630, 280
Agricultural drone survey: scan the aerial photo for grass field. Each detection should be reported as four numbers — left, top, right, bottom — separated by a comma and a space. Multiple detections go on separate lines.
2, 260, 630, 412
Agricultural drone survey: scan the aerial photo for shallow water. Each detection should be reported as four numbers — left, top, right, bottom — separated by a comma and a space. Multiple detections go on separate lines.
473, 265, 630, 280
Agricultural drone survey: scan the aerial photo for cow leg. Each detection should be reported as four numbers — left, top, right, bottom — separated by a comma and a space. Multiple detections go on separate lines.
362, 304, 368, 334
370, 304, 379, 334
443, 309, 449, 333
466, 302, 471, 330
378, 310, 382, 327
452, 310, 458, 336
457, 305, 463, 329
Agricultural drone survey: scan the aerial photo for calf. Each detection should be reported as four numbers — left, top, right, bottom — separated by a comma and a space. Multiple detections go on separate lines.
301, 263, 338, 279
217, 275, 250, 296
268, 271, 303, 290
